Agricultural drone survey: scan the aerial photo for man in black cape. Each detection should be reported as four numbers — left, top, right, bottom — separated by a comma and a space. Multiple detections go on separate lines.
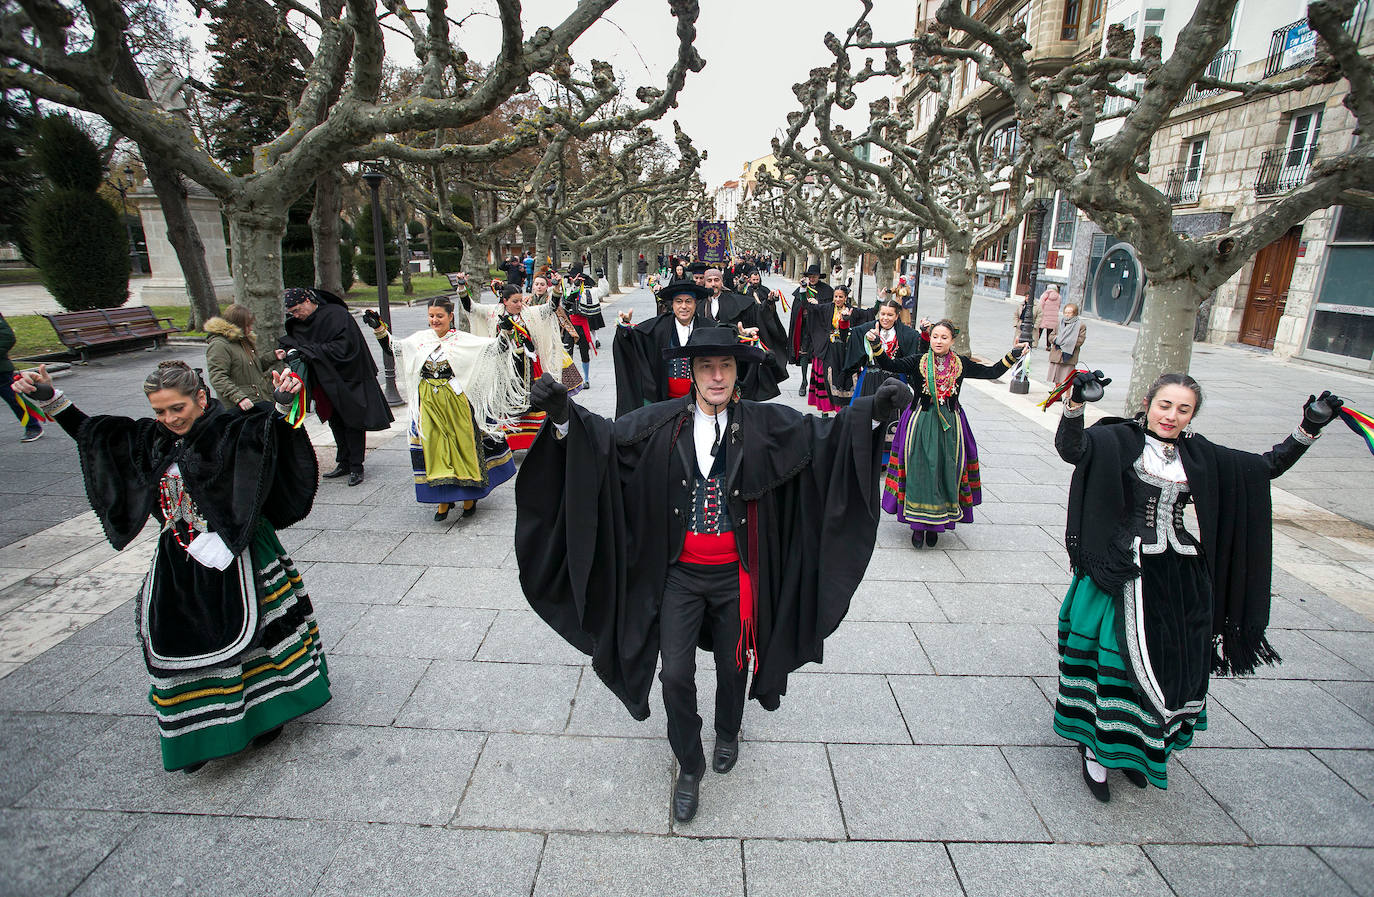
702, 267, 789, 400
789, 264, 834, 395
278, 287, 393, 485
740, 267, 789, 357
613, 279, 716, 418
515, 326, 912, 823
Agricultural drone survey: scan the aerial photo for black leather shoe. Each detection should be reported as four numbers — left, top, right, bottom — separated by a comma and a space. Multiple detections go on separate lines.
346, 470, 364, 487
1080, 746, 1110, 803
1122, 767, 1149, 789
322, 463, 349, 479
672, 768, 702, 822
461, 500, 477, 518
911, 532, 923, 549
925, 530, 939, 548
181, 760, 207, 774
712, 737, 739, 774
434, 503, 451, 522
252, 725, 283, 749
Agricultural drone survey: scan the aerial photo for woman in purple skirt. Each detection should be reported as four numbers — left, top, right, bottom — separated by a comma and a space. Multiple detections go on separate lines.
870, 320, 1027, 548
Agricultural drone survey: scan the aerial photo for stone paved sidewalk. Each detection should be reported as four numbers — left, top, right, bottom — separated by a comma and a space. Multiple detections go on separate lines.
0, 280, 1371, 896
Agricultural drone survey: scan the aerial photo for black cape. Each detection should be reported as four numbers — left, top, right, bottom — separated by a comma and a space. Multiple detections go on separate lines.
743, 283, 790, 363
279, 294, 393, 431
1058, 415, 1308, 676
515, 396, 887, 720
788, 281, 834, 363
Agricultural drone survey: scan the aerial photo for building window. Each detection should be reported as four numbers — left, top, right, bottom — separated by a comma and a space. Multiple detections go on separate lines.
1012, 4, 1030, 43
1307, 205, 1374, 364
1283, 108, 1323, 183
987, 122, 1020, 160
1051, 192, 1077, 248
1177, 137, 1207, 203
1062, 0, 1081, 40
1086, 0, 1106, 34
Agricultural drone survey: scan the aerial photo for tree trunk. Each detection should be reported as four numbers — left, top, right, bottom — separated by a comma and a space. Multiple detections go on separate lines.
873, 252, 898, 293
1125, 277, 1207, 413
461, 234, 490, 284
620, 246, 635, 291
535, 219, 552, 269
310, 170, 344, 296
143, 158, 219, 330
397, 200, 413, 295
606, 245, 621, 292
840, 246, 857, 290
227, 209, 288, 346
943, 243, 976, 355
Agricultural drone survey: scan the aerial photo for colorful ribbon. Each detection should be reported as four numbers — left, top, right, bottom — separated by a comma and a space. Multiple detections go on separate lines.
10, 374, 50, 429
1339, 406, 1374, 456
1038, 367, 1083, 411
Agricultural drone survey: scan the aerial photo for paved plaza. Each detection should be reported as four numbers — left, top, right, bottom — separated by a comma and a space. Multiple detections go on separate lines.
0, 278, 1372, 896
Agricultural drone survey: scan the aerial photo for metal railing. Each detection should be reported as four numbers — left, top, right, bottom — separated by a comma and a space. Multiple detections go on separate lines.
1182, 50, 1239, 104
1255, 147, 1317, 196
1266, 1, 1365, 77
1165, 167, 1204, 205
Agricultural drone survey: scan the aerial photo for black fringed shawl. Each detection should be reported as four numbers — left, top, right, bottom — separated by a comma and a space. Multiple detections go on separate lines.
74, 400, 318, 555
1058, 415, 1300, 676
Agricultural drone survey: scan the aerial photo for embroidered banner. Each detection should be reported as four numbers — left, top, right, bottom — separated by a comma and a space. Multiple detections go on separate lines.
696, 220, 729, 265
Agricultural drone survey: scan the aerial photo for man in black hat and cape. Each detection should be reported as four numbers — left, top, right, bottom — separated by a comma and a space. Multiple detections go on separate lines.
789, 264, 834, 396
278, 287, 393, 485
514, 326, 912, 823
613, 279, 717, 418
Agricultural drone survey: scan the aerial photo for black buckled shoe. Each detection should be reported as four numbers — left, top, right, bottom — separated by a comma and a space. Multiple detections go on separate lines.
347, 470, 365, 487
322, 463, 349, 479
1079, 746, 1110, 803
712, 737, 739, 774
672, 768, 702, 822
1122, 768, 1149, 789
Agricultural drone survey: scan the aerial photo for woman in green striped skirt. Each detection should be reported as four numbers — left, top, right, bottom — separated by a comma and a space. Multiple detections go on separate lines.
14, 360, 330, 772
1054, 371, 1342, 801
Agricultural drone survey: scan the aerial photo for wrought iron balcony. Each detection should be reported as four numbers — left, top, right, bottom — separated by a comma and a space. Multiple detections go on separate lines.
1255, 148, 1317, 196
1266, 1, 1365, 78
1164, 167, 1204, 205
1182, 50, 1239, 104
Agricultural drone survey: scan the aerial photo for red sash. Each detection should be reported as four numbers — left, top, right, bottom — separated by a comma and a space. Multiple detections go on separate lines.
667, 377, 691, 399
680, 531, 757, 671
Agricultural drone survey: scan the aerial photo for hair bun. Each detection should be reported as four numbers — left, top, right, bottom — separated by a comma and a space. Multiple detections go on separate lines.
157, 359, 192, 371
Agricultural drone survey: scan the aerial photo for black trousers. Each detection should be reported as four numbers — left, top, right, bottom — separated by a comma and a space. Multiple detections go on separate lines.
660, 561, 749, 775
326, 416, 366, 472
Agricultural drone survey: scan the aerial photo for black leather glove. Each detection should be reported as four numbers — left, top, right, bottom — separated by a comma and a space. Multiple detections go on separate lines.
1070, 370, 1111, 404
497, 315, 516, 333
1302, 390, 1344, 432
28, 380, 55, 401
361, 309, 382, 329
872, 379, 914, 422
530, 373, 570, 425
1010, 344, 1026, 359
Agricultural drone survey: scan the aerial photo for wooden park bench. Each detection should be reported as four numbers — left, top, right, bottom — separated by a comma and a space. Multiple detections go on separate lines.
42, 306, 182, 360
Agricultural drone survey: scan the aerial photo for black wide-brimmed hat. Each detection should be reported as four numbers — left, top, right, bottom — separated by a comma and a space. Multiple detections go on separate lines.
662, 325, 765, 364
804, 264, 822, 276
656, 278, 711, 303
688, 261, 708, 274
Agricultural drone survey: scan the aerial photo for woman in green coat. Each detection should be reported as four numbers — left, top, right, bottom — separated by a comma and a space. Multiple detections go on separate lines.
204, 304, 278, 410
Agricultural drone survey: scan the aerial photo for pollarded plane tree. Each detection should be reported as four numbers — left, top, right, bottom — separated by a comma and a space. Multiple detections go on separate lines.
772, 7, 1040, 351
917, 0, 1374, 407
0, 0, 704, 343
744, 171, 839, 282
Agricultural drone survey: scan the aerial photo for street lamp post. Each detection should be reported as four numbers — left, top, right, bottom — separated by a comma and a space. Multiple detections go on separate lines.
1010, 178, 1055, 395
362, 168, 404, 406
544, 181, 560, 270
118, 166, 142, 275
855, 205, 868, 307
913, 226, 925, 323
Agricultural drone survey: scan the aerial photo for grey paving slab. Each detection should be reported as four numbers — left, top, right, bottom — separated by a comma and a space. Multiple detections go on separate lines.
534, 833, 743, 897
395, 659, 579, 732
239, 724, 484, 824
933, 522, 1064, 553
295, 500, 371, 530
1180, 748, 1374, 846
948, 548, 1070, 586
448, 507, 519, 536
1268, 594, 1341, 630
291, 529, 406, 565
69, 815, 348, 897
382, 531, 513, 566
743, 840, 963, 897
0, 712, 119, 806
61, 598, 137, 647
1320, 680, 1374, 726
829, 744, 1047, 841
859, 546, 961, 581
1188, 694, 1267, 747
1314, 748, 1374, 800
982, 482, 1072, 504
948, 843, 1173, 897
277, 525, 321, 552
307, 653, 429, 727
931, 580, 1062, 624
745, 671, 911, 744
312, 824, 543, 897
455, 733, 672, 834
564, 666, 664, 739
977, 501, 1070, 527
672, 741, 845, 838
347, 502, 460, 532
1209, 678, 1374, 749
0, 643, 128, 711
310, 599, 369, 648
0, 808, 142, 897
50, 646, 153, 716
1284, 591, 1374, 632
844, 579, 945, 622
299, 560, 425, 605
1305, 629, 1374, 677
474, 609, 597, 666
1245, 629, 1367, 681
801, 620, 932, 675
402, 564, 532, 609
913, 622, 1057, 676
890, 675, 1056, 745
1143, 845, 1359, 897
18, 716, 277, 815
307, 477, 386, 505
1002, 745, 1249, 844
331, 604, 496, 660
1316, 848, 1374, 897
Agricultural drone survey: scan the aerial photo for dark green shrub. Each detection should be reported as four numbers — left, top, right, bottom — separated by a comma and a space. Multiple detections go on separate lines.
430, 219, 463, 274
353, 201, 398, 285
32, 115, 103, 192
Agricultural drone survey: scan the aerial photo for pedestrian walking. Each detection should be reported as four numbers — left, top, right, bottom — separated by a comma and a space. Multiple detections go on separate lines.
515, 327, 911, 822
1035, 285, 1061, 349
1046, 302, 1087, 388
204, 304, 277, 411
637, 253, 648, 288
13, 360, 330, 773
1053, 371, 1345, 800
873, 320, 1027, 548
0, 311, 42, 442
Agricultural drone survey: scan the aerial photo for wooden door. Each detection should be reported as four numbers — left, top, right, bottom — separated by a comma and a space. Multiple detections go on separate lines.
1239, 228, 1301, 349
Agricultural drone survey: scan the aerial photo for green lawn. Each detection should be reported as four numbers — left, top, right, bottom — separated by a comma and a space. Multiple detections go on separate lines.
0, 267, 43, 285
6, 305, 205, 361
344, 274, 456, 307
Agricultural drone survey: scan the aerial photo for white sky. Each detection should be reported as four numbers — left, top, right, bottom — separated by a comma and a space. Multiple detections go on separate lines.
177, 0, 915, 190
